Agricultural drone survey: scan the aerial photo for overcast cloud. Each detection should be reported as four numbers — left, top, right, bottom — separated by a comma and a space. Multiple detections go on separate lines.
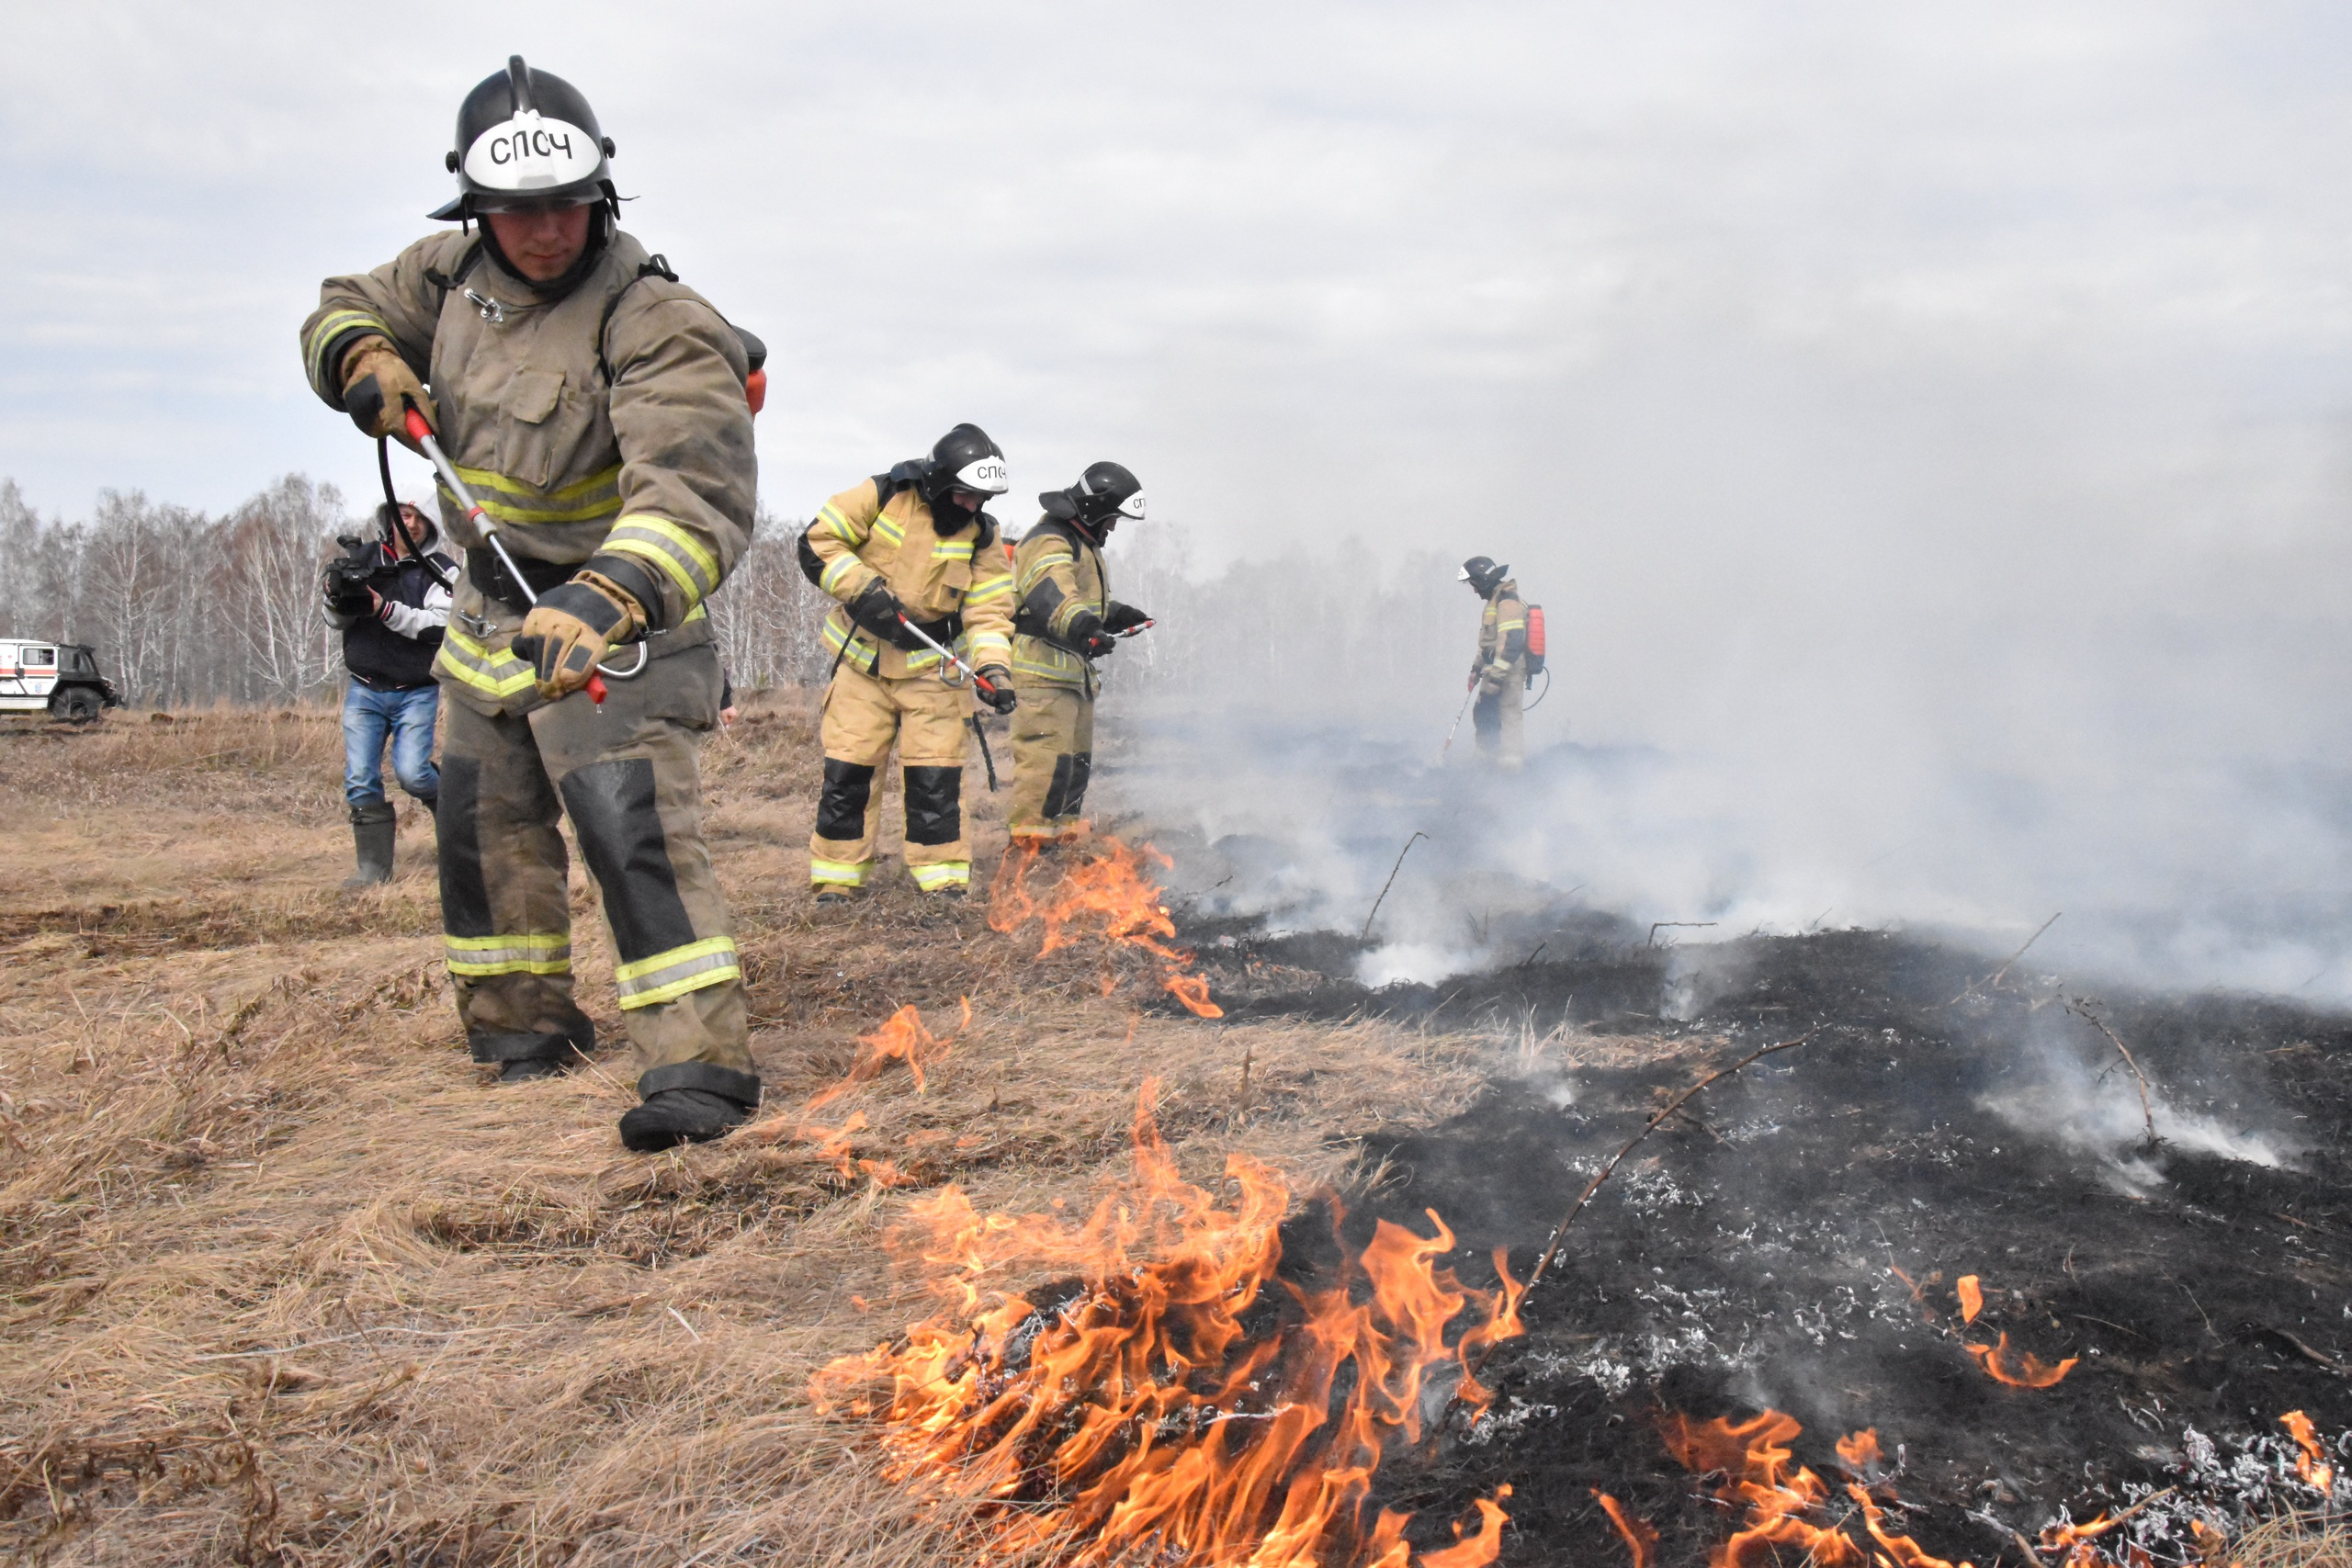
6, 2, 2351, 995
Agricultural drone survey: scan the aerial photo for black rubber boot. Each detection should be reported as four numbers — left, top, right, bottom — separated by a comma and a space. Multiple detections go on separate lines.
469, 1019, 596, 1083
619, 1064, 761, 1153
342, 800, 397, 889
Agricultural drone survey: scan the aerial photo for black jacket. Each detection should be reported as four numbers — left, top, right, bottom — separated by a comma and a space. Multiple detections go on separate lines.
336, 534, 456, 691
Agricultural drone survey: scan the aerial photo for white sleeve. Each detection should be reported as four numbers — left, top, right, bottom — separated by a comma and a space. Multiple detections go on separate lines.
379, 576, 453, 640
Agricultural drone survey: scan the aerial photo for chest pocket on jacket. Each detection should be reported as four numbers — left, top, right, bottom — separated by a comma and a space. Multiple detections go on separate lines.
495, 369, 602, 494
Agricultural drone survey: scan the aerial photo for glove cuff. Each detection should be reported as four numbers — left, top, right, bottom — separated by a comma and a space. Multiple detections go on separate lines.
581, 557, 666, 634
565, 570, 650, 643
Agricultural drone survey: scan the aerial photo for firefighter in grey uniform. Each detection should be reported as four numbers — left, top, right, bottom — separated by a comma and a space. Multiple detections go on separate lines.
300, 57, 765, 1151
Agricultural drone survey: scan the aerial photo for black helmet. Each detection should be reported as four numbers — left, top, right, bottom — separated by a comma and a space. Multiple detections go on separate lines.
1040, 460, 1145, 539
920, 423, 1010, 502
430, 56, 616, 223
1459, 556, 1507, 594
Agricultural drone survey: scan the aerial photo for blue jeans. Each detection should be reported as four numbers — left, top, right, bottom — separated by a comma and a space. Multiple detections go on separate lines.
344, 682, 442, 807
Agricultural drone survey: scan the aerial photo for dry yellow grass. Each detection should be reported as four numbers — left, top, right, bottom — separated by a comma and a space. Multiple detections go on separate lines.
0, 702, 1500, 1565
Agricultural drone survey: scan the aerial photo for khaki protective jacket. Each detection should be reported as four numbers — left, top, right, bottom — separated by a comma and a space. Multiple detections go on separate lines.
1010, 520, 1109, 692
1476, 578, 1527, 689
300, 230, 756, 716
807, 479, 1014, 680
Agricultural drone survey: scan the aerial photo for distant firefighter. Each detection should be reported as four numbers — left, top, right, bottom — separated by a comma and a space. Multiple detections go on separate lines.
1009, 463, 1152, 845
300, 55, 766, 1153
799, 423, 1019, 901
1459, 556, 1528, 772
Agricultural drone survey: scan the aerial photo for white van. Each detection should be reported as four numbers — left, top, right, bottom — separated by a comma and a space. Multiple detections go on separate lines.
0, 639, 122, 721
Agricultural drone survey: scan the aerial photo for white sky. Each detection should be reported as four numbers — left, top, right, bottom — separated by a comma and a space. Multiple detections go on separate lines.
6, 1, 2351, 990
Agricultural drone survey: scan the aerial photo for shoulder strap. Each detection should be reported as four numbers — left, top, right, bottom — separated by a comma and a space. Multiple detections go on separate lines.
422, 241, 485, 312
596, 254, 681, 386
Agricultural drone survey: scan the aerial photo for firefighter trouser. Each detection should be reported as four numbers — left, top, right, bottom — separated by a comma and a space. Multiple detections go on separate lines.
435, 644, 752, 1087
1009, 683, 1093, 842
1472, 670, 1525, 771
811, 661, 971, 891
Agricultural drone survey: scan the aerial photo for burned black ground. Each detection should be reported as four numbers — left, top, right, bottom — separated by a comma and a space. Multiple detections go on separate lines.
1205, 926, 2352, 1566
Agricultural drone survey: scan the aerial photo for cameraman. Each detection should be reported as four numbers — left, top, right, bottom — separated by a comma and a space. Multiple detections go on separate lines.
324, 501, 455, 888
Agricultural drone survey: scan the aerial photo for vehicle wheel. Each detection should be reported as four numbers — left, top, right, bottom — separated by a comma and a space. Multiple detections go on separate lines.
51, 688, 101, 724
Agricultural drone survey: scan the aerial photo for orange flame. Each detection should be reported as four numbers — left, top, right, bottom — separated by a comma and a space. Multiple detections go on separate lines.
1594, 1491, 1658, 1568
812, 1082, 1521, 1565
2283, 1410, 2335, 1494
1665, 1410, 1977, 1568
741, 1001, 967, 1183
991, 830, 1226, 1018
1962, 1333, 2077, 1389
1894, 1266, 2075, 1390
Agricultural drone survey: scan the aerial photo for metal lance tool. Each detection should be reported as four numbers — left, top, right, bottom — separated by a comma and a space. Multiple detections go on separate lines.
891, 612, 1006, 702
1438, 675, 1476, 761
401, 401, 646, 705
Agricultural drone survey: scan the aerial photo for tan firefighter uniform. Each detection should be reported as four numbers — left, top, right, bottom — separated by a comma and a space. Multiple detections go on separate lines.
1008, 519, 1111, 841
300, 227, 761, 1103
803, 477, 1015, 891
1473, 576, 1527, 771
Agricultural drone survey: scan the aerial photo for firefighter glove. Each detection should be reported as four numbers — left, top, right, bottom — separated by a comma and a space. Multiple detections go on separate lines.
846, 578, 909, 643
974, 665, 1018, 716
513, 574, 645, 701
341, 338, 436, 450
1103, 602, 1151, 634
1080, 632, 1118, 660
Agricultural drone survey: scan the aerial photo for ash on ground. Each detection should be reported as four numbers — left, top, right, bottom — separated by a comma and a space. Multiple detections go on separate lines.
1194, 924, 2352, 1565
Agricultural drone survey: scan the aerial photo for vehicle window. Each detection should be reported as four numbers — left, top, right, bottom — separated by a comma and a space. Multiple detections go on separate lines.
65, 649, 93, 673
27, 648, 54, 666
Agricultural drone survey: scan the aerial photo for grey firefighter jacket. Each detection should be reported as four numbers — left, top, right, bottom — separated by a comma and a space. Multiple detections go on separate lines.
301, 230, 756, 716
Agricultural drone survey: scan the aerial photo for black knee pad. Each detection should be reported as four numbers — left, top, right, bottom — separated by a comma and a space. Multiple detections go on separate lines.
1043, 753, 1091, 820
559, 758, 697, 964
903, 765, 962, 846
436, 755, 492, 936
816, 759, 876, 841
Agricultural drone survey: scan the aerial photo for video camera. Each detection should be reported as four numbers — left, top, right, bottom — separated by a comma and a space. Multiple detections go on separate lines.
323, 533, 382, 617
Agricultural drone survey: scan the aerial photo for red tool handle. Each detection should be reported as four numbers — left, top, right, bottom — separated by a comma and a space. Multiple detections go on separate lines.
402, 406, 433, 445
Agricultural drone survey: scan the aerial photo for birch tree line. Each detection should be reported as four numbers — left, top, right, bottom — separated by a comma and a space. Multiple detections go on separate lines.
1, 476, 1461, 716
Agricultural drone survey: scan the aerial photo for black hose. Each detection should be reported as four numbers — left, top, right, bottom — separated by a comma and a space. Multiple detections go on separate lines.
1523, 667, 1554, 710
378, 435, 453, 591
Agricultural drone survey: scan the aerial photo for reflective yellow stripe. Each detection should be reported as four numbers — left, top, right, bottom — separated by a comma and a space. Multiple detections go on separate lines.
821, 612, 879, 671
604, 514, 719, 605
875, 516, 906, 547
1016, 542, 1073, 592
444, 462, 623, 525
820, 555, 862, 593
909, 861, 970, 890
964, 577, 1013, 603
820, 502, 865, 545
1013, 649, 1083, 682
445, 932, 571, 976
306, 310, 390, 386
967, 633, 1012, 665
435, 626, 537, 699
809, 857, 873, 886
613, 935, 740, 1009
933, 540, 975, 560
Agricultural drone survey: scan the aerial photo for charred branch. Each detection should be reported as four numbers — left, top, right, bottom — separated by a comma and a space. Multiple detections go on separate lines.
1527, 1027, 1820, 1284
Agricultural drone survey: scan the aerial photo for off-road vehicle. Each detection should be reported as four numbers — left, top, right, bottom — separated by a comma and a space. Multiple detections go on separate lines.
0, 638, 123, 722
